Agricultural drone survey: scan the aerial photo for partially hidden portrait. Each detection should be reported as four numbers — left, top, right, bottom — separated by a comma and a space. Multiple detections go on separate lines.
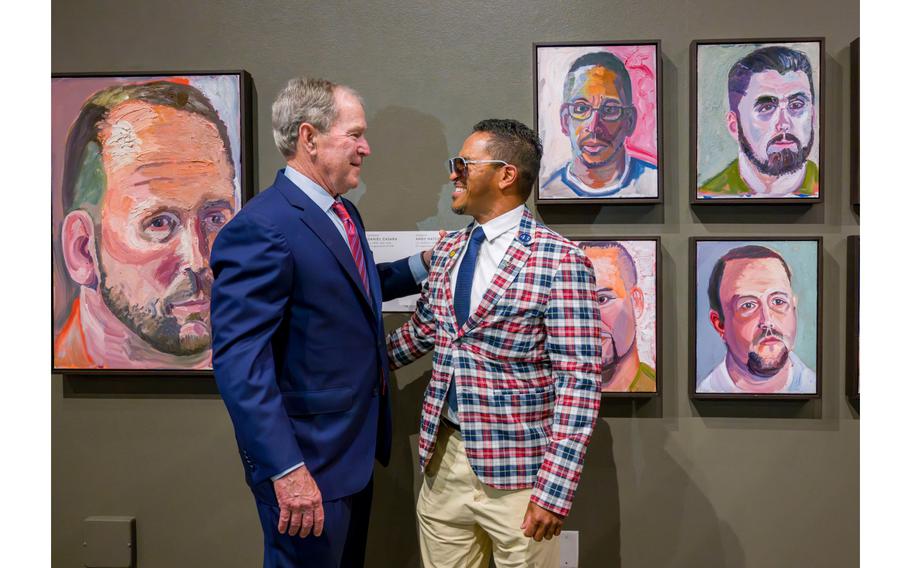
692, 238, 821, 398
692, 39, 824, 202
536, 42, 661, 203
576, 239, 659, 394
52, 72, 250, 372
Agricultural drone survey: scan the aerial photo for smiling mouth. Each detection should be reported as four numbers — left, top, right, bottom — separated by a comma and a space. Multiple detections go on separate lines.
452, 186, 466, 198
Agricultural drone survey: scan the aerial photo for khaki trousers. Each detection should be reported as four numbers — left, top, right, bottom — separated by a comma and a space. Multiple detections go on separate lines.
416, 423, 559, 568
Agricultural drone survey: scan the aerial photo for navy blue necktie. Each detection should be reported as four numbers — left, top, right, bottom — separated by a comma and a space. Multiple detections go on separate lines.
448, 227, 486, 415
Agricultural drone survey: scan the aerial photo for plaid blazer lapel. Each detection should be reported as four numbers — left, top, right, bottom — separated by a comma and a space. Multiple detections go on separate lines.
462, 208, 536, 333
439, 227, 470, 331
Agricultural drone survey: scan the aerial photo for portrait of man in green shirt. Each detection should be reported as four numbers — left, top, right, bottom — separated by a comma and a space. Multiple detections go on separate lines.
697, 44, 820, 199
579, 240, 657, 393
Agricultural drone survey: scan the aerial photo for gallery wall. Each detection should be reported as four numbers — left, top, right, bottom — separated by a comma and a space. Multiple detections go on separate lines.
52, 0, 859, 566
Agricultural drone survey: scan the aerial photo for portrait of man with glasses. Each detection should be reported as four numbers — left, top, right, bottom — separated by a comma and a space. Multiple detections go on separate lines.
536, 45, 660, 201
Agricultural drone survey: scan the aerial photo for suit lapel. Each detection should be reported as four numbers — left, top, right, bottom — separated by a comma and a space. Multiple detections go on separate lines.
461, 208, 536, 333
275, 173, 375, 319
440, 227, 470, 329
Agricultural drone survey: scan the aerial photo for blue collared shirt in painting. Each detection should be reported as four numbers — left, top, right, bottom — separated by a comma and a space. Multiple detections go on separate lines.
540, 155, 658, 199
698, 352, 817, 394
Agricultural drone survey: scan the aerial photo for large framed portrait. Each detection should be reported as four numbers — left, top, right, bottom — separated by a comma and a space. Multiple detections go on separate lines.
846, 236, 859, 399
572, 237, 661, 396
690, 38, 824, 204
535, 41, 662, 205
51, 71, 253, 374
690, 237, 822, 399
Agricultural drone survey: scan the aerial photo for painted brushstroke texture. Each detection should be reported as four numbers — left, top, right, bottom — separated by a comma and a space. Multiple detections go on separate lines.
51, 74, 242, 371
538, 44, 659, 187
694, 240, 818, 383
696, 42, 821, 187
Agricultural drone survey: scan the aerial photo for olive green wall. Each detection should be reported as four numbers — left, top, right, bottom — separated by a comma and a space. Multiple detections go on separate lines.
52, 1, 859, 566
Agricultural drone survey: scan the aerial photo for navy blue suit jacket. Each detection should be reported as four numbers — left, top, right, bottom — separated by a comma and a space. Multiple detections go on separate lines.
211, 170, 418, 503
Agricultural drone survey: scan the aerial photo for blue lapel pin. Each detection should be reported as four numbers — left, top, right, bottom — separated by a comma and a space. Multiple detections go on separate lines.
518, 232, 532, 245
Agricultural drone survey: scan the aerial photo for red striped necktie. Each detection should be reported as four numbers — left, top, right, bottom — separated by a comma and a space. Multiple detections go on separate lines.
330, 200, 371, 299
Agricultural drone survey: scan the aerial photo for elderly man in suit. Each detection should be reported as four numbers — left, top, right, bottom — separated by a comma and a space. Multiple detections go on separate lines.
388, 119, 602, 567
211, 77, 427, 568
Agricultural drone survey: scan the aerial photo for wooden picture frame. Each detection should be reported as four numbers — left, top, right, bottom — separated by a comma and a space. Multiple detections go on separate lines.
690, 37, 825, 205
51, 70, 253, 375
534, 40, 663, 205
689, 236, 822, 400
570, 236, 662, 397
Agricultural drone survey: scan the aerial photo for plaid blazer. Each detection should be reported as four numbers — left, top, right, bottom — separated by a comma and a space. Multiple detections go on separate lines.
387, 207, 601, 516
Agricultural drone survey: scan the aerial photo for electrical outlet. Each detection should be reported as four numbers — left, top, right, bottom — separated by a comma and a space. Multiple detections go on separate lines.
559, 530, 579, 568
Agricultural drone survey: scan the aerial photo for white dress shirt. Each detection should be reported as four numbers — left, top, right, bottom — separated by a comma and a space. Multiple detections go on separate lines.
444, 204, 525, 423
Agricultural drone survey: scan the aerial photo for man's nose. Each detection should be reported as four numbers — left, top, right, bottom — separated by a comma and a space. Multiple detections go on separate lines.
360, 137, 371, 156
775, 106, 792, 132
178, 224, 208, 273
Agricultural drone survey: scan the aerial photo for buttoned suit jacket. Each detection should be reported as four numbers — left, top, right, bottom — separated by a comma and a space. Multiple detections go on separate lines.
211, 170, 418, 505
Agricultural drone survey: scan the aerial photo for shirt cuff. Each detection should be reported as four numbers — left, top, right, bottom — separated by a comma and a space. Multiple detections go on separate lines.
408, 253, 429, 283
270, 461, 305, 482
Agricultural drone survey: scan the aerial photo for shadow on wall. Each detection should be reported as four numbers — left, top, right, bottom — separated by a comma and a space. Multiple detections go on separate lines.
366, 368, 431, 568
358, 106, 450, 229
570, 419, 746, 567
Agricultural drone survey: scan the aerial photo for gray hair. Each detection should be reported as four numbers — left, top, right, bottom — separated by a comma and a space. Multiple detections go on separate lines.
271, 77, 364, 158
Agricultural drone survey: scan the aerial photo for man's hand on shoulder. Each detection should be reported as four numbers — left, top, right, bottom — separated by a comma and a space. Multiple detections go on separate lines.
422, 229, 448, 268
521, 501, 564, 542
273, 465, 324, 538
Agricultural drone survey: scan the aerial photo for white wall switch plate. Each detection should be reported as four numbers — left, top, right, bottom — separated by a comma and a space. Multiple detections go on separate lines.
559, 530, 579, 568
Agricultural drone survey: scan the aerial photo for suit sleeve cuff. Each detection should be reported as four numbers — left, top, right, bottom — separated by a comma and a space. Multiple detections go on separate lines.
408, 253, 429, 283
270, 461, 305, 482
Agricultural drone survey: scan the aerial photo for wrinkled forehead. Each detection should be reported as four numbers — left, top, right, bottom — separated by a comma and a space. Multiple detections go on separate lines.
98, 100, 230, 170
743, 69, 813, 101
97, 100, 235, 206
331, 88, 367, 129
721, 257, 793, 299
566, 65, 625, 102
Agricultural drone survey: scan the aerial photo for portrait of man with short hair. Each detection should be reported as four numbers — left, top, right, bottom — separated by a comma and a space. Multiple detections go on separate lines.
693, 239, 820, 397
51, 73, 247, 371
693, 40, 823, 201
577, 239, 659, 394
536, 42, 661, 202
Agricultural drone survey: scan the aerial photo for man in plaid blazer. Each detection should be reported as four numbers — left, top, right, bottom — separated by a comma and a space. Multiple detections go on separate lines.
387, 119, 602, 567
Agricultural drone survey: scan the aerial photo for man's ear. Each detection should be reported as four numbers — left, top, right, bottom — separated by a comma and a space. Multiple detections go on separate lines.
630, 286, 645, 318
709, 309, 725, 339
624, 106, 638, 137
498, 165, 520, 192
559, 105, 570, 137
61, 210, 100, 288
297, 123, 320, 157
725, 110, 740, 141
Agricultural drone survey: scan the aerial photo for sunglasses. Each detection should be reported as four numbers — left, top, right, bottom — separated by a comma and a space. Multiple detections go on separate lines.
447, 156, 510, 177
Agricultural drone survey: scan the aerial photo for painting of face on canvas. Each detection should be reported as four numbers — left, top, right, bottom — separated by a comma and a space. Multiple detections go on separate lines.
691, 239, 821, 398
51, 72, 248, 372
693, 39, 823, 202
536, 42, 661, 203
576, 239, 659, 394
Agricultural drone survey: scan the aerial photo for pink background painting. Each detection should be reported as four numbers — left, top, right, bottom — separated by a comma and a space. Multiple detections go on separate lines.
537, 44, 659, 183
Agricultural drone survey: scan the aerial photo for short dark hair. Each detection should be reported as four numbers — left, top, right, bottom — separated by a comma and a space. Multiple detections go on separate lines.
728, 46, 815, 113
472, 118, 542, 200
61, 81, 233, 216
708, 245, 793, 324
579, 241, 638, 287
564, 51, 633, 105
